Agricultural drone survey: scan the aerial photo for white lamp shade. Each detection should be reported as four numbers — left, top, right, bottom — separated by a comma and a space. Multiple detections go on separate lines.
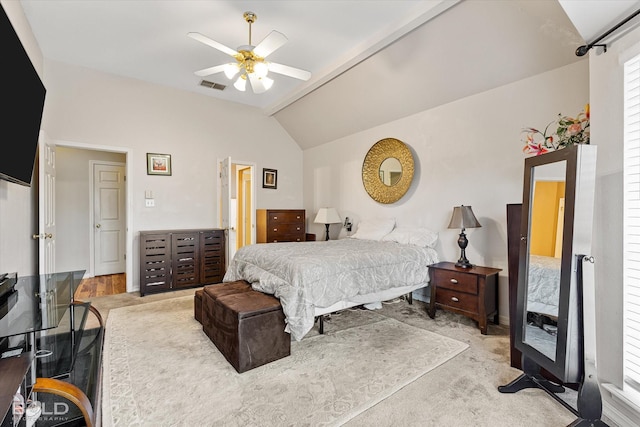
261, 76, 274, 90
254, 61, 269, 78
234, 75, 247, 91
314, 208, 341, 224
224, 63, 239, 79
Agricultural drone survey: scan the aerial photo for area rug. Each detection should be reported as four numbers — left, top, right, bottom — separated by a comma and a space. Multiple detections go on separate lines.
101, 295, 468, 426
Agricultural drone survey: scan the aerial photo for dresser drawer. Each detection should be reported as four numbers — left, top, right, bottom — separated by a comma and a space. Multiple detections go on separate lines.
267, 211, 304, 224
435, 288, 478, 313
268, 233, 305, 243
432, 269, 478, 295
269, 223, 304, 235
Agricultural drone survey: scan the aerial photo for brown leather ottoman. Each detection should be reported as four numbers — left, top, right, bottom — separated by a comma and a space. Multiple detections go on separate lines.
208, 290, 290, 373
194, 289, 204, 324
201, 281, 253, 339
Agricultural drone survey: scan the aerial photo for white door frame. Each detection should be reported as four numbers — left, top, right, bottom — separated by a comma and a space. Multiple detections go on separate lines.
54, 139, 134, 293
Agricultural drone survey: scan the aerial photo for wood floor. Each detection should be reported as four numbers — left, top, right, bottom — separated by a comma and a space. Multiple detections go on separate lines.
74, 273, 126, 300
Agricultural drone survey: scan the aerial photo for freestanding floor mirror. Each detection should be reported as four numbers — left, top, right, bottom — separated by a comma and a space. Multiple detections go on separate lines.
498, 144, 606, 426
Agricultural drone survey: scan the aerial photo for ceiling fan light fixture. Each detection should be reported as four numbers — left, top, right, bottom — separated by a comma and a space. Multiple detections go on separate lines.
234, 75, 247, 91
189, 10, 311, 94
224, 63, 239, 79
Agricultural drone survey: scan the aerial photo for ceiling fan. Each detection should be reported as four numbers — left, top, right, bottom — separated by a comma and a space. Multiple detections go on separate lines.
188, 11, 311, 93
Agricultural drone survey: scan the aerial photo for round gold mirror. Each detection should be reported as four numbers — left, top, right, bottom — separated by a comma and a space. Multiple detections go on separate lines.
362, 138, 414, 204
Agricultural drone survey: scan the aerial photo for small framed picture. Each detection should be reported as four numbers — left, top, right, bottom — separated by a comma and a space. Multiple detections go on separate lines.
263, 168, 277, 189
147, 153, 172, 176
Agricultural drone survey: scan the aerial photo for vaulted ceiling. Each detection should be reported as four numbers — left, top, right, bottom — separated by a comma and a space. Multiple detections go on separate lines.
19, 0, 640, 150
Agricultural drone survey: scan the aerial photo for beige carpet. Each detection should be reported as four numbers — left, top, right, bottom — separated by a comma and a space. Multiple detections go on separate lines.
101, 295, 468, 426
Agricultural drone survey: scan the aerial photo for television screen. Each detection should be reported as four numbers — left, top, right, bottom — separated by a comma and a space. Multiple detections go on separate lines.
0, 4, 46, 187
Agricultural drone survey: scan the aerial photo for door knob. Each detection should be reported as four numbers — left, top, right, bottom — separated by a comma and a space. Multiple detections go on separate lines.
33, 233, 53, 239
96, 224, 101, 228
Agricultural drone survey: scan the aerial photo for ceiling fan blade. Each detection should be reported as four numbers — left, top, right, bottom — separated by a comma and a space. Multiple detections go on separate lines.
253, 30, 288, 58
248, 73, 270, 94
194, 64, 227, 77
187, 32, 238, 57
268, 62, 311, 81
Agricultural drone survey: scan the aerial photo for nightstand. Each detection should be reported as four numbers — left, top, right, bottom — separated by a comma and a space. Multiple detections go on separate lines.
428, 261, 502, 334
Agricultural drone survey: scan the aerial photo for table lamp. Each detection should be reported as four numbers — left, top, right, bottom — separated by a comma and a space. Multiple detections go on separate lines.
448, 205, 481, 268
314, 208, 341, 241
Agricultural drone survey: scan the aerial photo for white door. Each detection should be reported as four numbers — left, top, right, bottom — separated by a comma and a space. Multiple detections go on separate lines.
219, 157, 235, 266
37, 131, 56, 275
93, 162, 126, 276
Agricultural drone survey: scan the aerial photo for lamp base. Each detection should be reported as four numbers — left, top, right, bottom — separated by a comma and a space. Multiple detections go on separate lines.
456, 229, 473, 268
324, 224, 330, 241
455, 259, 473, 269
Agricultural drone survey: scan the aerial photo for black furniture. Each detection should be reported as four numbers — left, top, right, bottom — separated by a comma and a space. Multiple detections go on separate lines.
139, 228, 225, 296
499, 145, 606, 426
0, 271, 103, 427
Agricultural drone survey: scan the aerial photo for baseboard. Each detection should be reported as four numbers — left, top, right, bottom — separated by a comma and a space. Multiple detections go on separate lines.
602, 383, 640, 427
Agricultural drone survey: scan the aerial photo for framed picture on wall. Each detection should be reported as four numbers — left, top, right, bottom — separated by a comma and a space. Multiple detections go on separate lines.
147, 153, 172, 176
263, 168, 277, 189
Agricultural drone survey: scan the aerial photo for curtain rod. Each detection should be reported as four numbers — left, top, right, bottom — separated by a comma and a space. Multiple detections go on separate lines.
575, 8, 640, 56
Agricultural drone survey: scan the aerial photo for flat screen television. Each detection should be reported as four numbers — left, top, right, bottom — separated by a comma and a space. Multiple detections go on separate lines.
0, 4, 46, 187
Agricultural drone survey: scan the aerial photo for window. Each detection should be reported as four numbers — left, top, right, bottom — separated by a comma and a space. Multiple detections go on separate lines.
623, 53, 640, 406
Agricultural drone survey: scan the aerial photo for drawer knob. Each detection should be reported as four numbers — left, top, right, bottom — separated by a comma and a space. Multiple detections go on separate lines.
449, 278, 458, 284
274, 216, 278, 220
451, 296, 459, 302
273, 228, 278, 232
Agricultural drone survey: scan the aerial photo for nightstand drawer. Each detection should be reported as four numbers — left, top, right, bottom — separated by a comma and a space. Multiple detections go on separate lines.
435, 288, 478, 313
432, 269, 478, 295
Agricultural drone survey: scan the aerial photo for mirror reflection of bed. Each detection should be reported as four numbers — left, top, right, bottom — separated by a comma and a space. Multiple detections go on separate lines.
524, 162, 566, 361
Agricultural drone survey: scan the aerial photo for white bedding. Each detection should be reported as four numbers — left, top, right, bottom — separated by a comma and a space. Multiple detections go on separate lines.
526, 254, 561, 318
223, 238, 439, 340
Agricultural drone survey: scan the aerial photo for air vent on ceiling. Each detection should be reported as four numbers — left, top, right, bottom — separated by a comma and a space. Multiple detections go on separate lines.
200, 80, 226, 90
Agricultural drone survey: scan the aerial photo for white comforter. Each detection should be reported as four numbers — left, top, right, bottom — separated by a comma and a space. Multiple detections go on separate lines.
223, 238, 439, 340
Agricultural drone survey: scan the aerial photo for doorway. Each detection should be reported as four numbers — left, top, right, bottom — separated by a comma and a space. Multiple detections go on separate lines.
218, 158, 256, 265
48, 141, 133, 293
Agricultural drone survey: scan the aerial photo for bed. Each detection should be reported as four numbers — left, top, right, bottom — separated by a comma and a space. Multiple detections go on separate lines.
526, 254, 561, 318
223, 231, 439, 341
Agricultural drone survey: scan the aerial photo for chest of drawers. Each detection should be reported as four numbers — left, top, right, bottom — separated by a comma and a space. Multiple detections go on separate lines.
256, 209, 306, 243
427, 261, 502, 334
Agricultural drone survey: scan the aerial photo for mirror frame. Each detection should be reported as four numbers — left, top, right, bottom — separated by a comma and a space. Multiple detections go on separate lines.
362, 138, 414, 204
514, 144, 596, 383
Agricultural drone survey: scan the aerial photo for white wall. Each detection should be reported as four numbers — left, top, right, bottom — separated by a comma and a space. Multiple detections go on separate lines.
40, 59, 304, 291
303, 60, 589, 321
56, 147, 126, 273
0, 0, 43, 276
589, 24, 640, 427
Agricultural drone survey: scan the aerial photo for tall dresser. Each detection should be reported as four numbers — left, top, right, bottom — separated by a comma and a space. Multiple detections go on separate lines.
256, 209, 306, 243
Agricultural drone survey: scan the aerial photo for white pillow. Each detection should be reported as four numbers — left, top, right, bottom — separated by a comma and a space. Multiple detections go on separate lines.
350, 218, 396, 241
382, 226, 438, 248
